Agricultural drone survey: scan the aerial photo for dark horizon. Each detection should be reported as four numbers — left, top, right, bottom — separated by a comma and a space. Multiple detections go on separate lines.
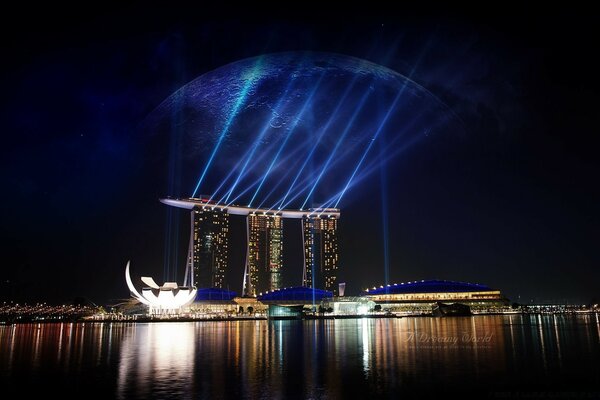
1, 7, 599, 305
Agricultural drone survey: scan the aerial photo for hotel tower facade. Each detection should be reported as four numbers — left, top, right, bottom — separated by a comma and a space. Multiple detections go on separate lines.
161, 198, 339, 296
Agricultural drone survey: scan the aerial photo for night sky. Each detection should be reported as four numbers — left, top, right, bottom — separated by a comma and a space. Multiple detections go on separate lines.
1, 6, 598, 305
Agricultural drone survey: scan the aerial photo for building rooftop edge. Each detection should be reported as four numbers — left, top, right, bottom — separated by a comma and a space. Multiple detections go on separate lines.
363, 279, 496, 295
160, 197, 340, 219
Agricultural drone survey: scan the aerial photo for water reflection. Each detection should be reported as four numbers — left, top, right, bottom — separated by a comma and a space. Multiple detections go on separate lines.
1, 315, 599, 398
117, 323, 196, 399
362, 318, 370, 375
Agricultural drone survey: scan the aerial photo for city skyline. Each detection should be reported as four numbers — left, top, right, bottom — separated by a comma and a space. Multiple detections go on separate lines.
2, 8, 600, 400
1, 9, 598, 305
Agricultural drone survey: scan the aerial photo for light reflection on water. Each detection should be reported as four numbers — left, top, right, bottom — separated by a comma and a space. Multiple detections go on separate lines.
117, 323, 196, 399
1, 315, 599, 399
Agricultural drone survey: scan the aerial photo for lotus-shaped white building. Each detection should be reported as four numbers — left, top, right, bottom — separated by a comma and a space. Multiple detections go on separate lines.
125, 261, 197, 315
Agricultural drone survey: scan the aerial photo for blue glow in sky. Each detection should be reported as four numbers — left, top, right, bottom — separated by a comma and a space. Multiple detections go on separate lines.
159, 53, 457, 211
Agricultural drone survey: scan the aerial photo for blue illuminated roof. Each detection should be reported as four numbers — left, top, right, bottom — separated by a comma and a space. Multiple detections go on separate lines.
363, 280, 493, 295
257, 286, 333, 302
195, 288, 237, 301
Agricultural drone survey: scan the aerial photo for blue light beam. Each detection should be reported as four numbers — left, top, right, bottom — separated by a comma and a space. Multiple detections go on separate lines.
278, 69, 369, 209
379, 135, 390, 287
300, 87, 373, 209
209, 139, 280, 201
333, 38, 438, 208
223, 70, 302, 205
273, 136, 366, 211
333, 89, 403, 208
191, 58, 264, 197
248, 71, 328, 207
222, 141, 310, 207
314, 133, 424, 211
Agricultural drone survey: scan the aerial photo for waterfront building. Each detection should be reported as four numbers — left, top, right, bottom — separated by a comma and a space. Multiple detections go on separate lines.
302, 211, 339, 294
160, 198, 341, 296
257, 286, 333, 305
125, 262, 197, 315
363, 280, 508, 312
187, 204, 229, 288
245, 213, 283, 297
187, 288, 238, 316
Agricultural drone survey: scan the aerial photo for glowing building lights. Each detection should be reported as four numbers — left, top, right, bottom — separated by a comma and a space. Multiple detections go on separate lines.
244, 214, 283, 297
302, 210, 339, 295
187, 205, 229, 288
162, 199, 340, 295
125, 262, 197, 315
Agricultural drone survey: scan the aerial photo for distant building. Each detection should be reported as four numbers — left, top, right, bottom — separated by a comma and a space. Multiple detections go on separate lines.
303, 212, 339, 294
187, 205, 229, 288
194, 287, 237, 302
363, 279, 508, 312
257, 286, 333, 305
188, 288, 238, 316
244, 213, 283, 297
